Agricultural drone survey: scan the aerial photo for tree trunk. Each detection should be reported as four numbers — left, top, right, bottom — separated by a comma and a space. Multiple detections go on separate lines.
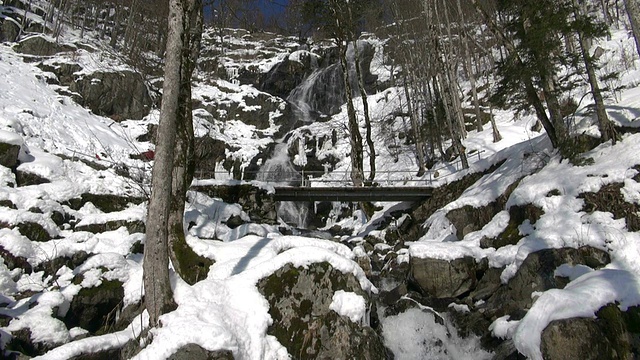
402, 75, 427, 175
124, 0, 139, 47
352, 40, 376, 184
80, 6, 87, 38
574, 1, 617, 144
143, 0, 188, 328
436, 74, 469, 169
456, 0, 483, 133
470, 0, 559, 147
624, 0, 640, 57
167, 0, 212, 286
339, 42, 364, 187
110, 4, 121, 48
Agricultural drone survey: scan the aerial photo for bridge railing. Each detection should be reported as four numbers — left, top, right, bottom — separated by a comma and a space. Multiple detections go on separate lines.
194, 150, 485, 187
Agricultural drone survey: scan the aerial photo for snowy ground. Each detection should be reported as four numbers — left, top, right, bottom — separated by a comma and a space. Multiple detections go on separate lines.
0, 13, 639, 360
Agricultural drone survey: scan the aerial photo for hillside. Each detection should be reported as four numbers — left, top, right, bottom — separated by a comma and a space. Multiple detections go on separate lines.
1, 1, 640, 360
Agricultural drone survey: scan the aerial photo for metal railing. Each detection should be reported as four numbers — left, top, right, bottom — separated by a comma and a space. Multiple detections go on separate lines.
194, 150, 485, 187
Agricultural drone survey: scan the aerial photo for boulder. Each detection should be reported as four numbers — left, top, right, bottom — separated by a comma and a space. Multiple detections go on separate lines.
0, 200, 17, 209
224, 214, 246, 229
409, 256, 480, 299
4, 328, 58, 357
70, 70, 152, 120
0, 18, 19, 43
37, 62, 83, 86
63, 280, 124, 335
15, 221, 51, 242
0, 141, 20, 168
505, 247, 609, 310
257, 262, 386, 359
34, 251, 89, 278
15, 169, 50, 186
74, 220, 145, 234
14, 35, 75, 56
167, 344, 234, 360
541, 318, 615, 359
0, 245, 32, 272
446, 180, 527, 242
480, 204, 544, 249
484, 246, 610, 320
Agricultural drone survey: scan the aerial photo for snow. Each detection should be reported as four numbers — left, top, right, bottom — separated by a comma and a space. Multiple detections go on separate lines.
329, 290, 367, 323
0, 7, 639, 359
513, 268, 640, 360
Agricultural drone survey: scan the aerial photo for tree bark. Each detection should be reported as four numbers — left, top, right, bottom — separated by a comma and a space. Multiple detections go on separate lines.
352, 40, 376, 184
143, 0, 187, 328
574, 1, 617, 143
624, 0, 640, 57
328, 0, 364, 187
456, 0, 483, 133
339, 42, 364, 187
167, 0, 212, 286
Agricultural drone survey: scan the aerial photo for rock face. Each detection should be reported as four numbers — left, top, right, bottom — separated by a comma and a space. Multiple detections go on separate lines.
196, 86, 292, 131
36, 62, 152, 120
258, 262, 387, 359
541, 317, 615, 359
70, 71, 152, 120
193, 184, 277, 224
64, 193, 146, 213
74, 220, 145, 234
15, 35, 75, 56
259, 51, 317, 98
410, 256, 481, 299
489, 247, 610, 315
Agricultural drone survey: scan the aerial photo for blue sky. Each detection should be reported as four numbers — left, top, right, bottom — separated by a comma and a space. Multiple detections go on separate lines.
205, 0, 288, 23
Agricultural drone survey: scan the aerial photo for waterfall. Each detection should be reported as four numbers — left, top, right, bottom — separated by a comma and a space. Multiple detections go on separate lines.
287, 64, 345, 120
286, 41, 372, 121
256, 142, 310, 228
255, 42, 371, 228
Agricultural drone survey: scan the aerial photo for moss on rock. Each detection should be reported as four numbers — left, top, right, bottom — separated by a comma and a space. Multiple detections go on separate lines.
65, 194, 145, 213
64, 280, 125, 335
16, 221, 51, 242
170, 224, 213, 285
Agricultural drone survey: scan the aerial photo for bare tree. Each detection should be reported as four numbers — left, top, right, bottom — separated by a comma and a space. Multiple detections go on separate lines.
144, 0, 201, 328
623, 0, 640, 57
573, 0, 617, 143
167, 0, 212, 285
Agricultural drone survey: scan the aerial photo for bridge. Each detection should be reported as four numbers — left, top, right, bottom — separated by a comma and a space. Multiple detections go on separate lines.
272, 186, 433, 202
194, 169, 445, 202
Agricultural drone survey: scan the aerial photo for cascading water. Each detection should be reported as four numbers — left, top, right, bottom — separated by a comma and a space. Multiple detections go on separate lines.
256, 142, 310, 228
287, 64, 345, 121
257, 41, 369, 228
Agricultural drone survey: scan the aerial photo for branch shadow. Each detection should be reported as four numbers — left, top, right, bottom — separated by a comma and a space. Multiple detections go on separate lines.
230, 236, 272, 276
